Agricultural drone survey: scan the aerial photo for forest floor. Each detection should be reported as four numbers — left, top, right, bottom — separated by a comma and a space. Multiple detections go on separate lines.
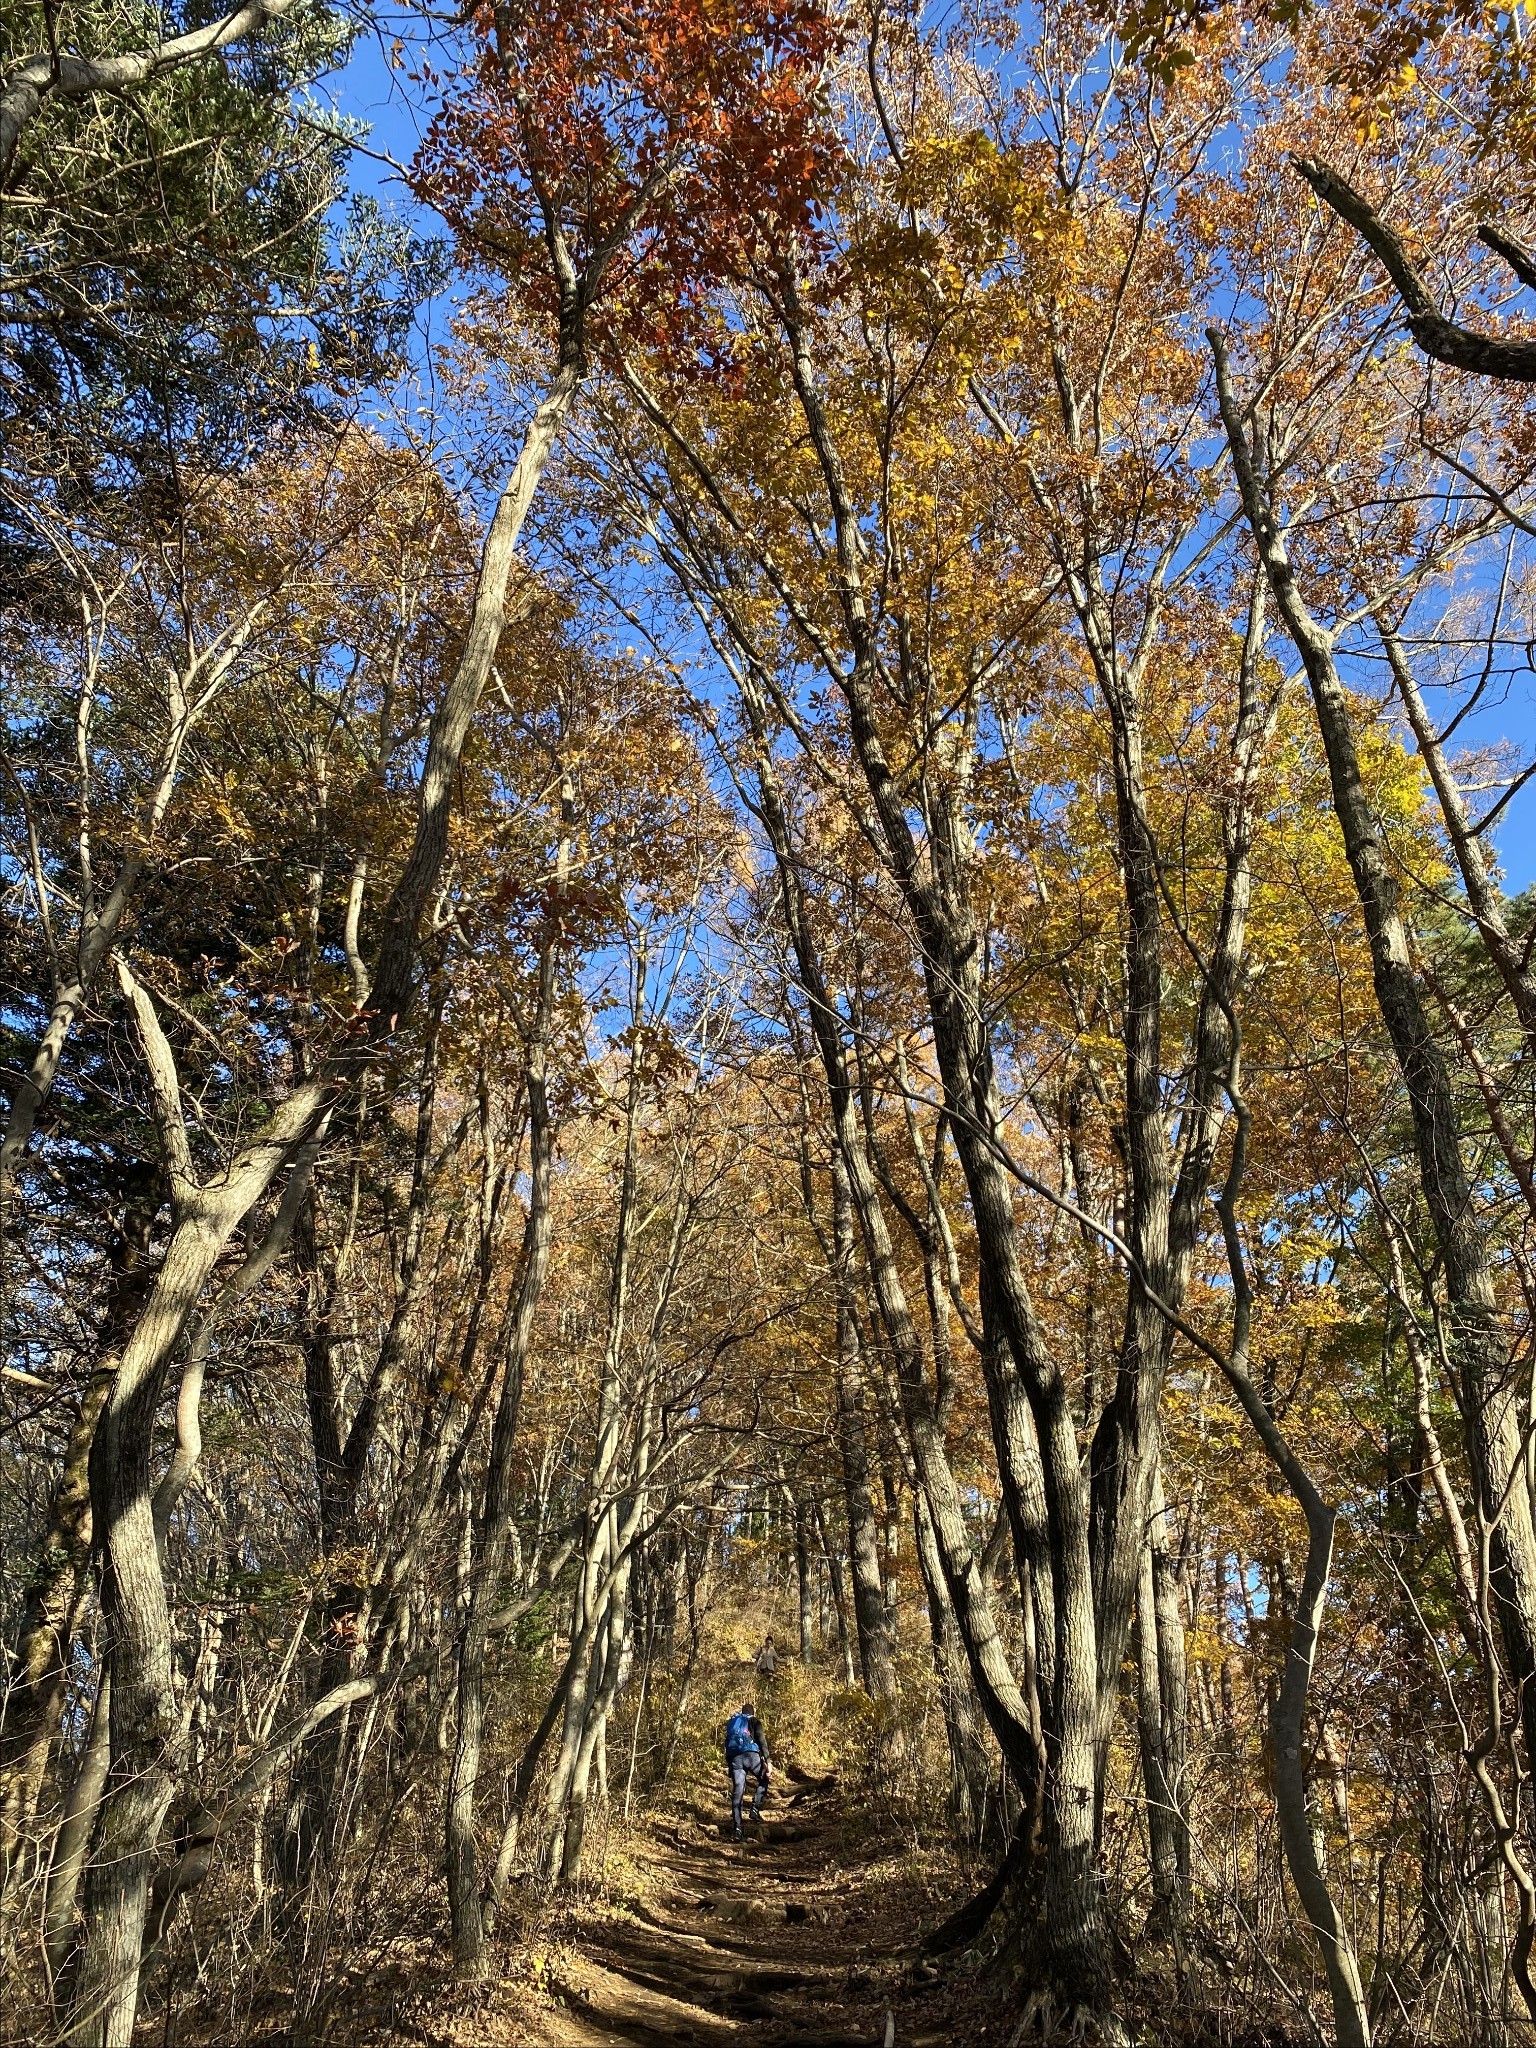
400, 1766, 1001, 2048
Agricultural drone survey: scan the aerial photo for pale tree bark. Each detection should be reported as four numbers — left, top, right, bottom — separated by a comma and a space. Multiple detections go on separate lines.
43, 1668, 112, 1995
153, 1122, 328, 1552
538, 926, 648, 1884
1212, 327, 1536, 1800
1135, 1465, 1189, 1931
0, 1175, 159, 1883
445, 990, 557, 1973
830, 1158, 897, 1702
0, 598, 271, 1221
791, 1489, 816, 1669
558, 1556, 635, 1884
61, 355, 583, 2047
811, 1494, 858, 1687
1, 0, 297, 183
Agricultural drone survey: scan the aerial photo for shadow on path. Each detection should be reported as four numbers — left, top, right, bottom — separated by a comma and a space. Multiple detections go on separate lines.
533, 1771, 959, 2048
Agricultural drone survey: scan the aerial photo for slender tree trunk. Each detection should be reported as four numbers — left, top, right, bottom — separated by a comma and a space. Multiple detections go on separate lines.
1, 1182, 158, 1882
542, 1591, 604, 1876
445, 1046, 554, 1973
792, 1492, 816, 1668
812, 1494, 858, 1686
1150, 1493, 1190, 1883
1271, 1496, 1371, 2048
1137, 1548, 1179, 1920
1213, 332, 1536, 1797
1136, 1464, 1189, 1927
662, 1512, 719, 1782
831, 1161, 896, 1700
44, 1668, 112, 2000
915, 1494, 992, 1843
560, 1560, 632, 1884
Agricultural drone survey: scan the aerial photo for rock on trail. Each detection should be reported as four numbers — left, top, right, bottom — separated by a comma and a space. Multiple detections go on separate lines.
523, 1776, 961, 2048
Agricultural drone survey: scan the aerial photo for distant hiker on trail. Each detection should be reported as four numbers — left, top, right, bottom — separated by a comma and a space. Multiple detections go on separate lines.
724, 1699, 772, 1841
753, 1633, 778, 1678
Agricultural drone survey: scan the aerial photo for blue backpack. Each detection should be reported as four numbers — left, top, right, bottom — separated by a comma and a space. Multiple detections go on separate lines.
724, 1711, 755, 1758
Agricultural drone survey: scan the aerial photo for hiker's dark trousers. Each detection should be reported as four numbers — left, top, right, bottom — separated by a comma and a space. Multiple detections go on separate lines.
728, 1748, 766, 1829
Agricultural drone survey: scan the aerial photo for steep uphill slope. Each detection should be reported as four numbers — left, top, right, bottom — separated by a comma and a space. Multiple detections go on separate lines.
514, 1772, 993, 2048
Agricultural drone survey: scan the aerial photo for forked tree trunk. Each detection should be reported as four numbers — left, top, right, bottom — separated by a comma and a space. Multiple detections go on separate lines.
560, 1560, 633, 1884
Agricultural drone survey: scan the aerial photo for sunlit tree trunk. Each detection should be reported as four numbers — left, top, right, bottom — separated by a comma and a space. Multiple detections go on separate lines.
63, 364, 580, 2046
0, 1179, 159, 1886
445, 1030, 555, 1972
1136, 1464, 1190, 1928
831, 1160, 896, 1701
1214, 332, 1536, 1801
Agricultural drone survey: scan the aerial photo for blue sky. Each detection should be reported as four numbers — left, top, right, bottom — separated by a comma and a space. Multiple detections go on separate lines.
322, 21, 1536, 897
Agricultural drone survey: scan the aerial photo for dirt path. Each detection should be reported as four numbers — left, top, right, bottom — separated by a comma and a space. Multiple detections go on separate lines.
519, 1770, 975, 2048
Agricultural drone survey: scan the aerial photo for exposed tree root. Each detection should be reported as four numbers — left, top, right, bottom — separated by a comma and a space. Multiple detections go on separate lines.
922, 1815, 1034, 1954
1009, 1989, 1136, 2046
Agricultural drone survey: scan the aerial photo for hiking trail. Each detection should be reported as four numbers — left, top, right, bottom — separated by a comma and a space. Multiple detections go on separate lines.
501, 1767, 989, 2048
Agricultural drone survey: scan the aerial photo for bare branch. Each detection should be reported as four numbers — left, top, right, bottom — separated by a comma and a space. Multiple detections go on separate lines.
1293, 157, 1536, 382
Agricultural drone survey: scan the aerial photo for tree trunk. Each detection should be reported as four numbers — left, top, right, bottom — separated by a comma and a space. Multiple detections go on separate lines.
915, 1493, 993, 1843
792, 1492, 816, 1668
832, 1160, 896, 1700
1270, 1495, 1371, 2048
66, 1198, 282, 2047
560, 1561, 632, 1884
43, 1667, 112, 2001
1213, 332, 1536, 1798
1137, 1544, 1178, 1919
1, 1182, 159, 1885
445, 1045, 554, 1974
541, 1593, 604, 1878
812, 1494, 858, 1686
1136, 1465, 1189, 1927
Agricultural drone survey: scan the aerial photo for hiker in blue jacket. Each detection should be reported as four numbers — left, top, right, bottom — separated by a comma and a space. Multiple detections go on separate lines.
723, 1699, 772, 1841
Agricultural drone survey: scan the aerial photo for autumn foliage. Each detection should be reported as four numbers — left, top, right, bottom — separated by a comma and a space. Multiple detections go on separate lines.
413, 0, 842, 361
9, 5, 1536, 2048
